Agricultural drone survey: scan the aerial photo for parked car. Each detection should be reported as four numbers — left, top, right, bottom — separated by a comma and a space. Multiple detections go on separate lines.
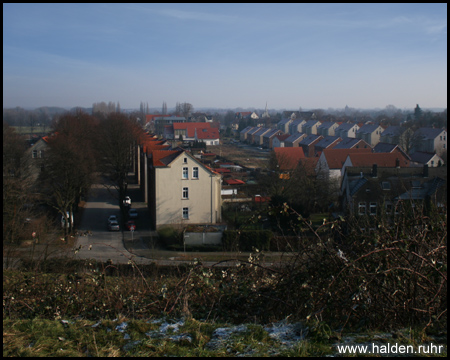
126, 220, 136, 231
108, 220, 120, 231
107, 215, 118, 224
123, 196, 131, 206
128, 208, 138, 219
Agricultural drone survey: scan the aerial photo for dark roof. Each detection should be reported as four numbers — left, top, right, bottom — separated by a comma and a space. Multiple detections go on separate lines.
409, 151, 439, 164
381, 126, 408, 137
414, 127, 446, 140
315, 136, 341, 149
336, 122, 358, 131
298, 134, 322, 146
356, 124, 381, 134
333, 138, 371, 149
285, 132, 306, 143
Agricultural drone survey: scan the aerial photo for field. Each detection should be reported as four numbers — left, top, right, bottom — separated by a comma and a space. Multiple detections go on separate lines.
209, 142, 271, 169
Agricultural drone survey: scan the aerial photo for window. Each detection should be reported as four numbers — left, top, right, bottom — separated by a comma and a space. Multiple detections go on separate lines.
182, 207, 189, 219
182, 187, 189, 199
358, 202, 366, 215
382, 181, 391, 190
182, 167, 188, 179
385, 202, 393, 214
32, 150, 37, 158
369, 202, 377, 215
39, 150, 44, 158
183, 157, 188, 164
192, 167, 199, 179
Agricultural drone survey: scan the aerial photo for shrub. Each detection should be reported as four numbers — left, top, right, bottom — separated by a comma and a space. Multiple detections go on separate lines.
222, 230, 272, 251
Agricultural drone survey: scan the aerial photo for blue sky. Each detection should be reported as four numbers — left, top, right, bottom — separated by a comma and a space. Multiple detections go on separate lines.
3, 3, 447, 110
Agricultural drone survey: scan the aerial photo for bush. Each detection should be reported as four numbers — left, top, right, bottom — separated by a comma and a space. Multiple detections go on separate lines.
157, 226, 181, 246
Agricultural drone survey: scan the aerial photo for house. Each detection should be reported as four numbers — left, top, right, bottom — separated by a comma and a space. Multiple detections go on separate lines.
288, 119, 307, 134
262, 129, 284, 149
372, 143, 410, 162
173, 122, 211, 142
333, 137, 371, 149
316, 147, 372, 181
272, 134, 291, 148
302, 120, 322, 135
284, 132, 307, 147
335, 122, 360, 139
240, 126, 256, 142
313, 136, 342, 155
154, 116, 186, 135
341, 152, 411, 178
317, 122, 339, 137
411, 128, 447, 156
409, 151, 444, 167
146, 149, 222, 230
246, 127, 263, 144
356, 124, 384, 146
235, 111, 259, 120
195, 127, 220, 146
281, 111, 316, 121
298, 134, 323, 157
273, 147, 306, 171
252, 127, 272, 145
340, 165, 447, 217
277, 118, 293, 133
379, 126, 414, 151
27, 135, 51, 182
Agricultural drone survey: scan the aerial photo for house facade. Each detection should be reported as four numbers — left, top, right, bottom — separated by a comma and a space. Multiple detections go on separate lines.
302, 120, 322, 135
147, 150, 222, 230
411, 128, 447, 156
409, 151, 444, 167
272, 134, 290, 148
284, 132, 307, 147
298, 134, 323, 157
317, 122, 339, 137
335, 122, 360, 139
262, 129, 284, 149
356, 124, 384, 146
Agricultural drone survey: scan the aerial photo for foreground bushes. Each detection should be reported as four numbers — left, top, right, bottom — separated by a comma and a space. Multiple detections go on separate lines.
3, 205, 447, 333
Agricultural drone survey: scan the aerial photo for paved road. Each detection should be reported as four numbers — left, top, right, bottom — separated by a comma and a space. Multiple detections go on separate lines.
74, 178, 155, 265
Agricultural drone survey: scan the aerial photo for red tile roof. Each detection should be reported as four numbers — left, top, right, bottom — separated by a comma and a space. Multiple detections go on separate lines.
224, 179, 245, 185
322, 148, 372, 169
273, 147, 306, 170
196, 128, 220, 140
348, 152, 410, 167
173, 122, 211, 138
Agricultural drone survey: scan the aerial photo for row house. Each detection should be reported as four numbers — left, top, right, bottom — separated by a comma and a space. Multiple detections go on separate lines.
277, 118, 293, 133
253, 127, 272, 145
379, 126, 414, 151
411, 128, 447, 157
356, 124, 384, 146
317, 121, 339, 137
340, 165, 446, 217
333, 137, 371, 150
313, 136, 342, 155
409, 151, 444, 168
335, 122, 360, 139
284, 132, 307, 147
246, 127, 263, 143
298, 134, 323, 157
239, 126, 255, 142
288, 119, 306, 134
302, 120, 322, 135
262, 129, 284, 149
272, 134, 290, 148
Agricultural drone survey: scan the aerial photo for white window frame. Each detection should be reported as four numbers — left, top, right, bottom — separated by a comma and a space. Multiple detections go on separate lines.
358, 202, 366, 215
369, 202, 377, 215
182, 167, 188, 179
192, 167, 199, 179
182, 207, 189, 219
182, 187, 189, 199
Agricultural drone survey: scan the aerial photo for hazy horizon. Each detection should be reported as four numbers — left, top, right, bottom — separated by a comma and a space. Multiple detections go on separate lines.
3, 4, 447, 110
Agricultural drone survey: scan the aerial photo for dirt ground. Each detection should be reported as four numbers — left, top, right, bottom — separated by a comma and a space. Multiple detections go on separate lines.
208, 143, 271, 169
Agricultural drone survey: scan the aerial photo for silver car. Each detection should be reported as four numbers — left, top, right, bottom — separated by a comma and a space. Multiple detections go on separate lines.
108, 220, 120, 231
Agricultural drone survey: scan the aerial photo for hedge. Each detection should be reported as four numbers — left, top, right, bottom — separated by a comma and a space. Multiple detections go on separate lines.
222, 230, 273, 251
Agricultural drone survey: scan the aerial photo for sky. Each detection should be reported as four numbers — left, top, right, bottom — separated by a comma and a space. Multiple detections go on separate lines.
3, 3, 447, 111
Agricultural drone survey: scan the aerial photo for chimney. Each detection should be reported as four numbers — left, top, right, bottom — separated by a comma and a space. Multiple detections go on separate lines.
423, 164, 429, 178
395, 158, 400, 168
372, 164, 378, 178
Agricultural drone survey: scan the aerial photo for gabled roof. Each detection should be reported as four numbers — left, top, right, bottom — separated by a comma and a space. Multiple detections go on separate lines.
285, 132, 306, 143
336, 122, 358, 131
380, 126, 408, 137
196, 128, 220, 140
322, 148, 372, 169
317, 121, 337, 129
372, 142, 411, 160
262, 128, 282, 138
273, 147, 306, 170
173, 122, 211, 138
315, 136, 341, 149
356, 124, 382, 134
347, 152, 410, 168
240, 126, 255, 134
277, 118, 292, 126
247, 127, 261, 135
414, 127, 446, 140
298, 134, 323, 146
409, 151, 441, 164
151, 150, 183, 167
333, 138, 371, 149
274, 134, 291, 142
253, 127, 271, 136
302, 119, 321, 128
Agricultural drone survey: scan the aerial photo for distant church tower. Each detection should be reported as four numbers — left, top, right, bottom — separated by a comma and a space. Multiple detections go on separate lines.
262, 102, 270, 118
